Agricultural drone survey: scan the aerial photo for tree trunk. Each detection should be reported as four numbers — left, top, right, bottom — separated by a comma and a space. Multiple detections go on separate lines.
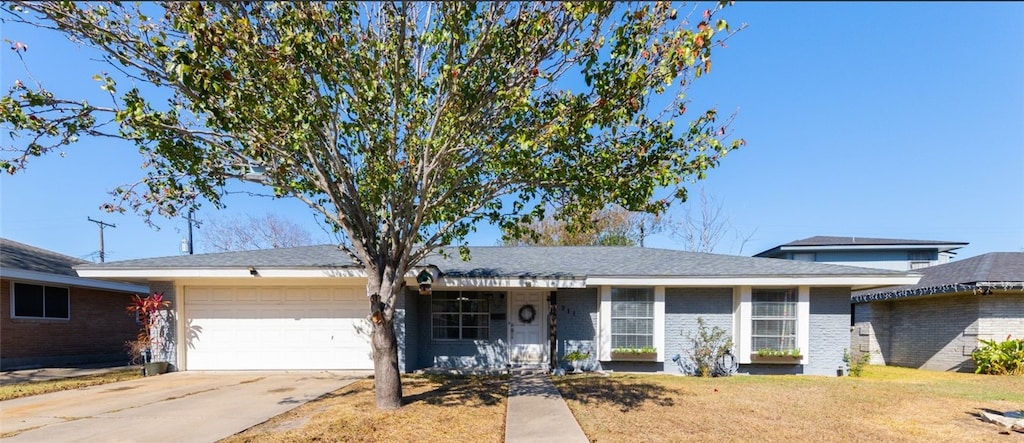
371, 317, 403, 410
367, 269, 404, 410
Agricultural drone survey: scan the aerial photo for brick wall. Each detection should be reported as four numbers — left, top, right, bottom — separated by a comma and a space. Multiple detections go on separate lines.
888, 294, 979, 371
663, 287, 733, 374
556, 288, 599, 371
852, 301, 892, 365
854, 292, 1024, 372
1, 278, 141, 369
412, 291, 509, 370
148, 282, 177, 369
979, 292, 1024, 341
807, 287, 851, 376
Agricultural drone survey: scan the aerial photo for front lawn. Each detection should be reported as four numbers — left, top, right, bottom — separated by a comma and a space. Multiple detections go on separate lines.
221, 374, 508, 443
0, 369, 143, 401
552, 365, 1024, 442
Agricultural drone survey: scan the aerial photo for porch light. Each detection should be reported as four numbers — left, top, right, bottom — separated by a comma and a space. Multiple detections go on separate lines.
417, 269, 433, 295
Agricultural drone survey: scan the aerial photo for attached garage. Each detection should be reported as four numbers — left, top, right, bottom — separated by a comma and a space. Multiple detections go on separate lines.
183, 285, 372, 370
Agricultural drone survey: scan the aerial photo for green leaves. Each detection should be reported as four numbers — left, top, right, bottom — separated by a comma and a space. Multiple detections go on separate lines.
1, 0, 745, 272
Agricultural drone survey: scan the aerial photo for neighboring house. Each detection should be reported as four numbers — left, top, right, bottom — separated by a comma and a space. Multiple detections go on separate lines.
75, 245, 917, 376
754, 236, 968, 271
852, 252, 1024, 372
1, 238, 149, 370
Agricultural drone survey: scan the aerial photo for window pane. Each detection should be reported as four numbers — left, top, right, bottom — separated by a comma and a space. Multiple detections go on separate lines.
753, 337, 796, 351
431, 291, 490, 340
461, 299, 489, 313
13, 283, 44, 317
462, 327, 489, 340
433, 327, 460, 340
753, 319, 796, 336
752, 302, 796, 317
44, 287, 70, 319
611, 288, 653, 302
752, 288, 798, 351
462, 314, 489, 327
610, 287, 654, 347
612, 335, 653, 349
432, 314, 460, 328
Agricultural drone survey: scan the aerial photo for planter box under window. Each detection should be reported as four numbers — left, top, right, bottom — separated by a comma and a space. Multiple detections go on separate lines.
750, 353, 802, 364
610, 351, 658, 361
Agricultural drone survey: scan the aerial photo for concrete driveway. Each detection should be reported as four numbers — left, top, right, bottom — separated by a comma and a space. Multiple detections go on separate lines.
0, 371, 367, 442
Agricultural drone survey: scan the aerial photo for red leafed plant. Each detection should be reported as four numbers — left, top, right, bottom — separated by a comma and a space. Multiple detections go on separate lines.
125, 292, 171, 364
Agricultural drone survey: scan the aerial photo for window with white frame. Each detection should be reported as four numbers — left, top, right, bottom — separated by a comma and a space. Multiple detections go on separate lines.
12, 282, 70, 319
431, 291, 490, 340
611, 287, 653, 349
751, 288, 797, 352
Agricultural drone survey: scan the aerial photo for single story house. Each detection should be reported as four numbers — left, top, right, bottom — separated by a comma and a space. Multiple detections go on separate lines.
754, 235, 968, 271
76, 245, 919, 376
852, 252, 1024, 372
1, 238, 149, 370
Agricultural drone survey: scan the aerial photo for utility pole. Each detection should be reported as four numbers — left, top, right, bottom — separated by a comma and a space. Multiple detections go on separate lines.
87, 217, 116, 263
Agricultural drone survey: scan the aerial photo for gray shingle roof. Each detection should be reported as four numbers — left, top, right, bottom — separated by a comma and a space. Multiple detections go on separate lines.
853, 252, 1024, 302
754, 235, 968, 258
1, 237, 88, 277
77, 244, 907, 278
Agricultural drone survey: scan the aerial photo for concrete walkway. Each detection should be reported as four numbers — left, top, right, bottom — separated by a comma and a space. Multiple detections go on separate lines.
505, 372, 589, 443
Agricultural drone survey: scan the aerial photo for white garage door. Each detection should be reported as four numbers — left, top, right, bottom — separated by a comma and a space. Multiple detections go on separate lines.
184, 286, 373, 370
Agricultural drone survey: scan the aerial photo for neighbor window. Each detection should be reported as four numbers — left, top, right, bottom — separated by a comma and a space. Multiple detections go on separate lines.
751, 288, 796, 352
431, 291, 490, 340
610, 287, 653, 349
12, 282, 70, 319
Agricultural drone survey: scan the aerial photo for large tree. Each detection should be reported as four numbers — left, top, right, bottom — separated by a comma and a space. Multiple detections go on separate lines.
1, 1, 744, 409
502, 205, 665, 247
199, 212, 319, 252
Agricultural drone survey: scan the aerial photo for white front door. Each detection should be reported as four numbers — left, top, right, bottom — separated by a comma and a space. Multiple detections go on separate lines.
509, 291, 547, 367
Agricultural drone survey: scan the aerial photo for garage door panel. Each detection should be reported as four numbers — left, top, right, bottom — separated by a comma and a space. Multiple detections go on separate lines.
185, 286, 373, 370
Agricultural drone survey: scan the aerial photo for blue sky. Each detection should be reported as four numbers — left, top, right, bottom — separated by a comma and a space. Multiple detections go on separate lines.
2, 2, 1022, 263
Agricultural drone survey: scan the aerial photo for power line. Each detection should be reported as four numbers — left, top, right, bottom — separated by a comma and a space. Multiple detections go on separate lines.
86, 217, 116, 263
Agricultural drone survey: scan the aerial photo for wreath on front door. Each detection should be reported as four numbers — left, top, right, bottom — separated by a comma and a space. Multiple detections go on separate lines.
518, 304, 536, 324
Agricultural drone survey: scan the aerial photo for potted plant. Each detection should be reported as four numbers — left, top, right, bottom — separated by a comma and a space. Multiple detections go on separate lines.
563, 350, 590, 373
126, 291, 172, 376
751, 347, 803, 364
611, 346, 658, 361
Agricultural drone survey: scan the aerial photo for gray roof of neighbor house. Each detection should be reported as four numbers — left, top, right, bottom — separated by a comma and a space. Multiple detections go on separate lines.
754, 235, 968, 257
0, 237, 148, 293
76, 244, 909, 278
0, 237, 87, 277
852, 252, 1024, 303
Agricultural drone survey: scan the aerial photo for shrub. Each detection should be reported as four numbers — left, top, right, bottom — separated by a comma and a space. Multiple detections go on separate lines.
843, 348, 870, 377
972, 336, 1024, 375
686, 317, 735, 377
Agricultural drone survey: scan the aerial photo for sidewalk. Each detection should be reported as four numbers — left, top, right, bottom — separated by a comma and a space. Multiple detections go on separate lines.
505, 371, 589, 443
0, 362, 134, 385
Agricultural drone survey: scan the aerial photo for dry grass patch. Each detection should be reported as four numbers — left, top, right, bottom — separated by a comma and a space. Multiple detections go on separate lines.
0, 369, 142, 401
222, 374, 508, 443
553, 365, 1024, 442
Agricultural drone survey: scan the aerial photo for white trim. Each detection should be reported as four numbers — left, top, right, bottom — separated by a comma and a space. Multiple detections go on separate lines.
75, 268, 368, 279
598, 286, 612, 361
654, 286, 665, 361
737, 286, 752, 364
797, 286, 810, 364
585, 276, 918, 290
2, 267, 148, 293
